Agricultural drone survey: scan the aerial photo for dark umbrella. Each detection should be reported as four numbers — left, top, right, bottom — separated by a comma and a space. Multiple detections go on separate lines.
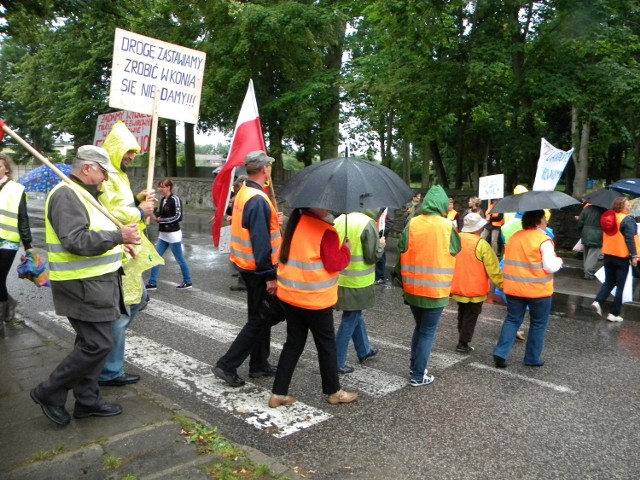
17, 164, 72, 193
583, 189, 621, 210
280, 157, 414, 212
491, 190, 580, 214
609, 178, 640, 197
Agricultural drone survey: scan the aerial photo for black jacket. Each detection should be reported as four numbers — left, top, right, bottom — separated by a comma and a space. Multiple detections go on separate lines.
156, 194, 183, 233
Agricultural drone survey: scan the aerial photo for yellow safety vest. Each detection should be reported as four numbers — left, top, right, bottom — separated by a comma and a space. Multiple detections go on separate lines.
45, 184, 122, 281
0, 180, 25, 242
334, 212, 375, 288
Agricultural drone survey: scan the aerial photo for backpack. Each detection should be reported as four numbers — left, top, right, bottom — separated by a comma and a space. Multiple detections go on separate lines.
600, 210, 618, 236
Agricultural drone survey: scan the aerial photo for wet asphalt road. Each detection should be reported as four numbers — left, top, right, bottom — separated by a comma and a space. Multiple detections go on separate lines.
19, 200, 640, 479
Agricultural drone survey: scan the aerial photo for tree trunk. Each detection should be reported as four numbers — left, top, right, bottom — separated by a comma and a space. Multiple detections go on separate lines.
455, 114, 466, 190
184, 123, 196, 177
401, 139, 411, 184
430, 140, 448, 189
384, 111, 394, 168
420, 138, 432, 190
572, 114, 590, 199
268, 120, 285, 181
167, 120, 177, 177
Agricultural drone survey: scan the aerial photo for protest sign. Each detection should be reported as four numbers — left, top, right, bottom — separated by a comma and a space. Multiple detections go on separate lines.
478, 174, 504, 200
93, 110, 152, 153
532, 138, 574, 191
109, 28, 206, 124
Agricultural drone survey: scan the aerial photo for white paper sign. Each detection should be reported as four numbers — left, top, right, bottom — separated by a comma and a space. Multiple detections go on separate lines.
478, 174, 504, 200
109, 28, 206, 124
218, 225, 232, 254
532, 138, 574, 191
93, 110, 152, 153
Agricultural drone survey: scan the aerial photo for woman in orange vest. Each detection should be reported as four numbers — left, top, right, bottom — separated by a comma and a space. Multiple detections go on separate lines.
592, 197, 639, 322
493, 210, 563, 368
451, 213, 503, 353
0, 153, 33, 329
396, 185, 461, 386
269, 208, 359, 408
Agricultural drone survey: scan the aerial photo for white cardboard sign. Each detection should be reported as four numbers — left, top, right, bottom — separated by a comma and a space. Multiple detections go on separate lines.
109, 28, 206, 124
478, 174, 504, 200
93, 110, 152, 153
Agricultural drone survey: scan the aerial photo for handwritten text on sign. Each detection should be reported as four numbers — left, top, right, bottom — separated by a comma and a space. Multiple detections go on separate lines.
109, 28, 206, 124
93, 110, 152, 153
532, 138, 574, 191
478, 174, 504, 200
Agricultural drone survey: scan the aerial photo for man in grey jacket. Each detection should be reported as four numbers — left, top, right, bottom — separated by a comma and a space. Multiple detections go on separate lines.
30, 146, 140, 426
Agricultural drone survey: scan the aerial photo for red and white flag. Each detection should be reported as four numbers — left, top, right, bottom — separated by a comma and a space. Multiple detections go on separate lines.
211, 80, 267, 247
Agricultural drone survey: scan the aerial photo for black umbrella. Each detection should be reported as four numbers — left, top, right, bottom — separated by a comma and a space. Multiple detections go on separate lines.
583, 189, 621, 210
280, 157, 413, 212
491, 190, 580, 214
609, 178, 640, 197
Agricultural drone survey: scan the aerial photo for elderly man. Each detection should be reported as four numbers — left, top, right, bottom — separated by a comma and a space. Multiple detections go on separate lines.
30, 146, 140, 426
213, 151, 282, 387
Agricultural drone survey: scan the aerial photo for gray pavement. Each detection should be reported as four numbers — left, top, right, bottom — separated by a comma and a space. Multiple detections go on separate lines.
2, 199, 639, 479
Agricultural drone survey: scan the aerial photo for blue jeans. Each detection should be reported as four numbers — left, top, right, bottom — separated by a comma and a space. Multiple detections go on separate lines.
99, 288, 149, 381
148, 239, 192, 285
408, 305, 443, 381
493, 295, 552, 365
335, 310, 372, 369
595, 255, 630, 316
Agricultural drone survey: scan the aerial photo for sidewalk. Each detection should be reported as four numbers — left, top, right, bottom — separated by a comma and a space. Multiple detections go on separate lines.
0, 319, 296, 479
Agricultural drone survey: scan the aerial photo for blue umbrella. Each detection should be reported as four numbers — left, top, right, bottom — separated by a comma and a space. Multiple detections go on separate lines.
609, 178, 640, 198
17, 164, 72, 193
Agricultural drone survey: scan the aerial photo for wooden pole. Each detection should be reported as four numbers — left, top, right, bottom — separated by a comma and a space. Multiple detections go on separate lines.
145, 89, 161, 224
1, 123, 123, 228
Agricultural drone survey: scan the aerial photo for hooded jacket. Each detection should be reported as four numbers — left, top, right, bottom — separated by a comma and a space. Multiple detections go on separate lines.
100, 121, 145, 229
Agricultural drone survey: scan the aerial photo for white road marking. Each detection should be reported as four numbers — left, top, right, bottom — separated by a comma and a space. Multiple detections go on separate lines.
38, 312, 332, 438
158, 280, 247, 311
470, 362, 577, 394
443, 307, 504, 324
339, 366, 408, 397
369, 336, 465, 370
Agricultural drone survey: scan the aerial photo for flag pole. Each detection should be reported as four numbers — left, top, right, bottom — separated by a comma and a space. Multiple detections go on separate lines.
145, 88, 161, 224
1, 122, 123, 228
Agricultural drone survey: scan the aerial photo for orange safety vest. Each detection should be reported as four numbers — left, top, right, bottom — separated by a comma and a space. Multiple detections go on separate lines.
400, 215, 456, 298
602, 212, 640, 258
277, 214, 340, 310
503, 229, 554, 298
229, 186, 281, 270
450, 233, 489, 297
485, 202, 504, 227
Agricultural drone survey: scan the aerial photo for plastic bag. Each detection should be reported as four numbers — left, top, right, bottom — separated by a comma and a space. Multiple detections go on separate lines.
17, 251, 50, 287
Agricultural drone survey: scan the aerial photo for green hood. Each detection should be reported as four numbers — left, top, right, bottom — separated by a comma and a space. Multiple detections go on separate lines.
101, 121, 141, 173
421, 185, 449, 216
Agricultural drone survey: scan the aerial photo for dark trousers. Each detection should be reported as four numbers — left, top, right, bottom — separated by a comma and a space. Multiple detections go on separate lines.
0, 249, 17, 301
595, 255, 630, 316
272, 302, 341, 396
456, 301, 483, 343
34, 318, 113, 408
375, 251, 386, 280
216, 272, 271, 373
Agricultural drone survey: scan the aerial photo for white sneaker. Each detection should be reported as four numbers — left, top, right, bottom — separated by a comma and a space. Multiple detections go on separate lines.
591, 301, 602, 317
606, 313, 623, 322
410, 374, 434, 387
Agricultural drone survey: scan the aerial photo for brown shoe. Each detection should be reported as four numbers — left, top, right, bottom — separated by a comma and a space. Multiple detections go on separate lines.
268, 394, 297, 408
327, 389, 358, 405
516, 331, 525, 342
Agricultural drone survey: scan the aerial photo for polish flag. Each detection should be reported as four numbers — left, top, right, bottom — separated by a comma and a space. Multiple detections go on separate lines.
211, 80, 267, 247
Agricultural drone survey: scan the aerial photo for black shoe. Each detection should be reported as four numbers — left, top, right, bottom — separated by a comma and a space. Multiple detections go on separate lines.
358, 348, 379, 364
73, 403, 123, 419
30, 389, 71, 426
229, 284, 247, 292
213, 366, 245, 387
456, 342, 475, 353
524, 361, 545, 367
98, 373, 140, 387
493, 355, 507, 369
249, 365, 277, 378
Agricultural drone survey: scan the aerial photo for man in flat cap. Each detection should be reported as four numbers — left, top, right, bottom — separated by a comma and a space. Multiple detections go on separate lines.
31, 146, 141, 426
213, 150, 282, 387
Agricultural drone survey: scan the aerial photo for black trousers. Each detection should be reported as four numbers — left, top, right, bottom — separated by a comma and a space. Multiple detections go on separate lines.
216, 272, 271, 373
456, 301, 483, 343
272, 302, 341, 396
0, 249, 17, 301
34, 318, 113, 408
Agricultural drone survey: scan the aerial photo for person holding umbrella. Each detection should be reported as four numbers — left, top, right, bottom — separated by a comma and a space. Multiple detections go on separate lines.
0, 153, 33, 328
269, 207, 358, 407
493, 209, 563, 368
395, 185, 461, 386
591, 197, 639, 322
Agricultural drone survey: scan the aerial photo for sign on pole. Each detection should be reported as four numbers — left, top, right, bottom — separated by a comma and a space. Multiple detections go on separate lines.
109, 28, 206, 124
478, 174, 504, 200
93, 110, 152, 153
532, 138, 574, 191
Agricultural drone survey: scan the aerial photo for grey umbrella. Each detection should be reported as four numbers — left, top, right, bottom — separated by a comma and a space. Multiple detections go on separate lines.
491, 190, 580, 214
280, 157, 413, 213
